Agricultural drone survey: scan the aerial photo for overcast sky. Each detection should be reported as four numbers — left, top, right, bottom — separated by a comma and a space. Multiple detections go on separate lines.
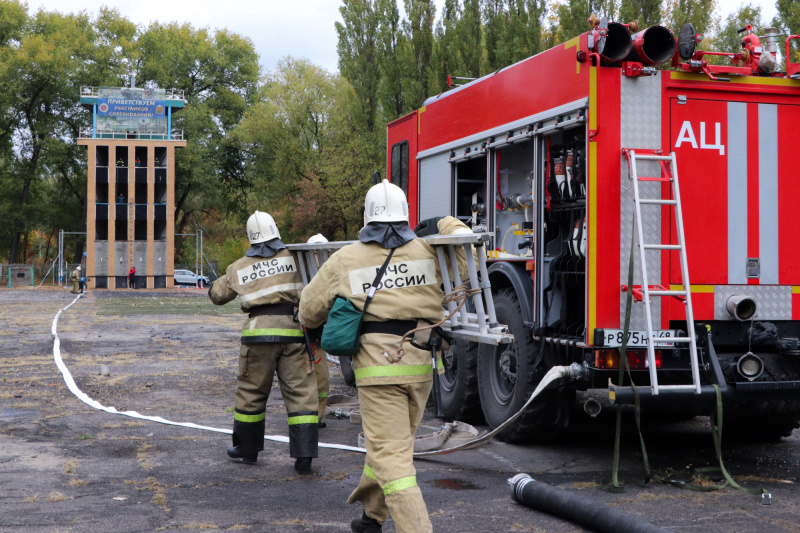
25, 0, 781, 76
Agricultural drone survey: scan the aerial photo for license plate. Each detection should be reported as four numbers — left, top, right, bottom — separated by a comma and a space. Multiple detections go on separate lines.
602, 329, 677, 348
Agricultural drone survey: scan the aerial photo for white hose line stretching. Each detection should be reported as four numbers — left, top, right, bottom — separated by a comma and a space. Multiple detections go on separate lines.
51, 293, 365, 453
52, 293, 570, 458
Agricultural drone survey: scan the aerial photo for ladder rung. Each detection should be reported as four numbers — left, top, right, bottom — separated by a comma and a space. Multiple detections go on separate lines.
639, 199, 677, 205
648, 290, 686, 296
633, 154, 672, 161
653, 336, 693, 343
656, 384, 699, 391
643, 244, 682, 250
638, 177, 672, 182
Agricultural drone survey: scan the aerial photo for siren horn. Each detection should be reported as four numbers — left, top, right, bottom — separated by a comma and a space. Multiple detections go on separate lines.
624, 25, 677, 65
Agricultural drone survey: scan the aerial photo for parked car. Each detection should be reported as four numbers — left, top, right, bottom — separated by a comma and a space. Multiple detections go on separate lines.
173, 269, 210, 286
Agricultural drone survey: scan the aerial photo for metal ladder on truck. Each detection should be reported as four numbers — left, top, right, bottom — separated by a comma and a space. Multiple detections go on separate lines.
624, 150, 701, 395
287, 232, 512, 346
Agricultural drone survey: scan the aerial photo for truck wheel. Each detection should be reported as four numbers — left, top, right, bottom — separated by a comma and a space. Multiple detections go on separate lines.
477, 288, 572, 443
339, 356, 356, 388
722, 353, 800, 440
440, 338, 483, 423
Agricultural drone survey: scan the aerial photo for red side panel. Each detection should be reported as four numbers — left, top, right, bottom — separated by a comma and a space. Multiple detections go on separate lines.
668, 98, 729, 285
386, 112, 419, 228
416, 37, 590, 153
778, 105, 800, 284
593, 67, 622, 328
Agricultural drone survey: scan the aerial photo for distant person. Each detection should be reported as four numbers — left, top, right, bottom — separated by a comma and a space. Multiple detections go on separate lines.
118, 193, 125, 204
116, 158, 124, 167
78, 269, 87, 294
71, 266, 81, 294
128, 266, 136, 289
208, 211, 318, 474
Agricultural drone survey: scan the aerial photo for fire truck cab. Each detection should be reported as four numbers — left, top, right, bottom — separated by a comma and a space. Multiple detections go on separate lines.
386, 21, 800, 442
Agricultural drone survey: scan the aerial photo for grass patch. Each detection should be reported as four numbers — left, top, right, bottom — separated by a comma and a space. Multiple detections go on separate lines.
68, 479, 88, 487
181, 523, 218, 529
47, 492, 67, 502
96, 297, 240, 316
63, 461, 78, 474
24, 493, 39, 503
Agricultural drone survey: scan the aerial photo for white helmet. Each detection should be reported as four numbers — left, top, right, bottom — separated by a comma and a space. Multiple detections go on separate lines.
364, 179, 408, 226
307, 233, 328, 244
77, 266, 81, 271
246, 211, 280, 244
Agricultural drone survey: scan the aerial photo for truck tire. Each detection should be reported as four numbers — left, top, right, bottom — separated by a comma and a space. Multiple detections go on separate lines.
339, 355, 356, 388
477, 289, 572, 443
722, 353, 800, 440
440, 338, 483, 423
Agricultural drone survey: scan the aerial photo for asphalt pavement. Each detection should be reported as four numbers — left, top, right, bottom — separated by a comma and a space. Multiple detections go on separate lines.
1, 288, 798, 532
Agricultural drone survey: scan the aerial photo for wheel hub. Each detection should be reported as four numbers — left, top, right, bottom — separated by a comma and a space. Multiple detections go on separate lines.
498, 348, 517, 386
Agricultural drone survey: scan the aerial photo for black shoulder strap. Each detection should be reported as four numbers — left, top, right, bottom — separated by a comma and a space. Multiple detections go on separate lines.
361, 248, 396, 317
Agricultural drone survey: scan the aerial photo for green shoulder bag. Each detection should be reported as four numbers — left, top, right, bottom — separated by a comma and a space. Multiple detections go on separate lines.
320, 248, 395, 356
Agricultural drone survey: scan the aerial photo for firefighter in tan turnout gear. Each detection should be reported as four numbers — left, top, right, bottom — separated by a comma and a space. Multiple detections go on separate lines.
307, 233, 331, 427
299, 180, 471, 533
209, 211, 319, 475
71, 266, 81, 294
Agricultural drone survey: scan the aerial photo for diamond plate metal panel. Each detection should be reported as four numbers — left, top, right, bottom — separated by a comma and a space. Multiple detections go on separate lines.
620, 73, 663, 330
714, 285, 792, 321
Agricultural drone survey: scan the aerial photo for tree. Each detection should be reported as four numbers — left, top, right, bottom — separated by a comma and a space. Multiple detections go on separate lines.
0, 6, 134, 263
430, 0, 466, 93
136, 22, 260, 253
775, 0, 800, 65
336, 0, 380, 133
709, 3, 764, 61
231, 58, 376, 242
458, 0, 486, 77
664, 0, 717, 37
554, 0, 618, 43
401, 0, 436, 110
376, 0, 407, 121
618, 0, 662, 27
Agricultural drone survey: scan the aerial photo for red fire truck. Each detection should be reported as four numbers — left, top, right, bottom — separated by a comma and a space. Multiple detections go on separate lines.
385, 20, 800, 442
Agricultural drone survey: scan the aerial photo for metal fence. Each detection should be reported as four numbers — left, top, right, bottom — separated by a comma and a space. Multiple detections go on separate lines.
1, 261, 218, 287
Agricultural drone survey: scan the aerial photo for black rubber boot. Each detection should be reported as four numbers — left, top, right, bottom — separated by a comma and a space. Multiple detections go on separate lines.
351, 512, 382, 533
294, 457, 312, 475
318, 420, 327, 429
228, 416, 265, 464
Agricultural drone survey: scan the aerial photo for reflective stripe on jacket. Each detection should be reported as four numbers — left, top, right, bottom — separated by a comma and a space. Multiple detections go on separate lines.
209, 248, 304, 344
299, 216, 470, 386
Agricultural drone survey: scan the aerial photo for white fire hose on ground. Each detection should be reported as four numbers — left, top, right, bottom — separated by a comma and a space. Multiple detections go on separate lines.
51, 293, 579, 457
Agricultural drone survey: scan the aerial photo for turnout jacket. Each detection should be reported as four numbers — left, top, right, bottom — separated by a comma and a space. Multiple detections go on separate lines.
299, 216, 471, 386
209, 248, 305, 344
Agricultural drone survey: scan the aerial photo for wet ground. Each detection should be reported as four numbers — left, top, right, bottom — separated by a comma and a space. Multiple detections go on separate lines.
1, 287, 799, 532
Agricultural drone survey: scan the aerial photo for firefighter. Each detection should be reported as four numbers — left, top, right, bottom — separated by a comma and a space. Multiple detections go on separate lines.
299, 180, 471, 533
71, 266, 81, 294
208, 211, 319, 475
306, 233, 331, 427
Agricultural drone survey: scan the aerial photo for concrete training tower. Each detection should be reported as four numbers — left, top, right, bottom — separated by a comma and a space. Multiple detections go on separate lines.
78, 85, 187, 289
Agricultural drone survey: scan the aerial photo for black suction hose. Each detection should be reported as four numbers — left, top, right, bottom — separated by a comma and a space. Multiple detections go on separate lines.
508, 474, 672, 533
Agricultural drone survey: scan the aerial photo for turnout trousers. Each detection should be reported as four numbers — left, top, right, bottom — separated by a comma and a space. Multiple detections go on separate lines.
348, 381, 433, 533
234, 342, 319, 458
313, 346, 330, 418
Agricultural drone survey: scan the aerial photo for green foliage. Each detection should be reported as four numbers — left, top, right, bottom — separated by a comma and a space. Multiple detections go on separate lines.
707, 4, 764, 65
230, 58, 376, 243
619, 0, 662, 27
